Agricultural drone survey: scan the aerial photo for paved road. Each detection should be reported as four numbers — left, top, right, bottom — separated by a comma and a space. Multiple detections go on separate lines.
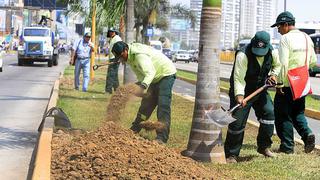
173, 78, 320, 145
174, 62, 320, 95
0, 53, 68, 179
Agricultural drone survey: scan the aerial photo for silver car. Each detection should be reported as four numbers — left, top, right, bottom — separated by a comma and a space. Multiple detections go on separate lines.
173, 50, 191, 63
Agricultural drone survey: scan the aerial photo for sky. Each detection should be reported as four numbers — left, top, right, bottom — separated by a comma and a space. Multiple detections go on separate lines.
280, 0, 320, 22
170, 0, 320, 22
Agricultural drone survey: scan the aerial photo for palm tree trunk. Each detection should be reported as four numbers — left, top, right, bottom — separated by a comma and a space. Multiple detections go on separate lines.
183, 0, 225, 163
123, 0, 136, 84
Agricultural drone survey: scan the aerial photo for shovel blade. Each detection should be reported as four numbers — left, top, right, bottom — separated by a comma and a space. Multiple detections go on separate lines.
205, 108, 237, 128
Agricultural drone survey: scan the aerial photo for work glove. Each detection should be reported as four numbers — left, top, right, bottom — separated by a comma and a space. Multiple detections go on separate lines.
236, 95, 246, 107
266, 75, 277, 86
133, 82, 147, 97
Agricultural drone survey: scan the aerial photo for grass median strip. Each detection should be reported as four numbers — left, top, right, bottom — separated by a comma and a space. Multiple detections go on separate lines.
176, 69, 320, 110
55, 66, 320, 179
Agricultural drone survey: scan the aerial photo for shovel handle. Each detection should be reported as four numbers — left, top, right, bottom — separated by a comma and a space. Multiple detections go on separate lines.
243, 85, 268, 102
228, 85, 268, 113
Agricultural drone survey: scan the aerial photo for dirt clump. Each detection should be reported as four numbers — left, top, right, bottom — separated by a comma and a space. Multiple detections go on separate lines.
106, 83, 140, 122
140, 121, 166, 132
51, 121, 221, 179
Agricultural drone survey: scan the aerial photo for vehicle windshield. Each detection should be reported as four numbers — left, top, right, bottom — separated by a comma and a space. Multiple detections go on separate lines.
24, 29, 50, 37
163, 49, 171, 52
151, 44, 162, 50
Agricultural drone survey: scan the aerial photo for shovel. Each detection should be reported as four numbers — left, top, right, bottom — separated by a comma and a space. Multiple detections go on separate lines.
205, 80, 278, 128
93, 61, 119, 71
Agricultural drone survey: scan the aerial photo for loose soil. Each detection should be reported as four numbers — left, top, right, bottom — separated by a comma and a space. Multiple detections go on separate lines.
51, 122, 221, 179
51, 83, 223, 179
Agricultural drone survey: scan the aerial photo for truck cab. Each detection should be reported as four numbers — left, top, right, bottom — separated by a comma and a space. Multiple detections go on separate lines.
18, 26, 58, 67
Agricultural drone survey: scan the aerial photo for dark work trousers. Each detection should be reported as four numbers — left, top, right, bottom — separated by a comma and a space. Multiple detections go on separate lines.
105, 59, 119, 93
224, 91, 275, 158
274, 87, 313, 153
132, 74, 176, 143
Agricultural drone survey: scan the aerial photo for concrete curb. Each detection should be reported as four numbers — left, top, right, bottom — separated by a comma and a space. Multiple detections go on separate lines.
173, 92, 320, 151
31, 75, 61, 180
176, 76, 320, 120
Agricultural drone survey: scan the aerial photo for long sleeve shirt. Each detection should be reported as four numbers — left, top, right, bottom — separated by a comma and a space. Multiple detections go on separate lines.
108, 35, 122, 59
233, 50, 281, 96
278, 29, 317, 87
127, 43, 177, 88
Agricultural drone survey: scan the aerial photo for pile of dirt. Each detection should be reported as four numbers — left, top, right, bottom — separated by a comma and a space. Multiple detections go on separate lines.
52, 83, 222, 179
51, 121, 221, 179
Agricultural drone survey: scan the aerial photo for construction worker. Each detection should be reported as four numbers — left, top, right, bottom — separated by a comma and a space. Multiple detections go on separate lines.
69, 32, 94, 92
271, 11, 317, 154
111, 41, 176, 144
224, 31, 281, 163
105, 28, 122, 94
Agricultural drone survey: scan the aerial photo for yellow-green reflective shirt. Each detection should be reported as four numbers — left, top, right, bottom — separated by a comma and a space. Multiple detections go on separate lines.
278, 29, 317, 87
233, 50, 281, 96
127, 43, 177, 88
109, 35, 122, 59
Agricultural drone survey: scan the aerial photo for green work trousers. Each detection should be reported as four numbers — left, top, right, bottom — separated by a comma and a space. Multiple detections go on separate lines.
132, 74, 176, 143
274, 87, 313, 153
105, 59, 119, 93
224, 91, 275, 158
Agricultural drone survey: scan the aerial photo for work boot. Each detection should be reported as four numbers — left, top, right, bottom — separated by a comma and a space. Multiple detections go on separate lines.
226, 156, 238, 163
130, 122, 142, 134
277, 148, 294, 154
257, 148, 275, 158
155, 138, 165, 145
303, 134, 315, 153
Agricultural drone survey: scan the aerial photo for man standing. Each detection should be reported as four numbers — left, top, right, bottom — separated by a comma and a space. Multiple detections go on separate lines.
69, 32, 94, 92
271, 11, 317, 154
112, 41, 176, 144
105, 28, 122, 94
224, 31, 281, 163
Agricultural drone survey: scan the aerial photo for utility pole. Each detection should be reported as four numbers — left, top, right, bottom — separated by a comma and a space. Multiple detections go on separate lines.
90, 0, 96, 80
284, 0, 287, 11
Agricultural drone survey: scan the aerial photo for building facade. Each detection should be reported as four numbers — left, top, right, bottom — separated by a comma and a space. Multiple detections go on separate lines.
189, 0, 278, 50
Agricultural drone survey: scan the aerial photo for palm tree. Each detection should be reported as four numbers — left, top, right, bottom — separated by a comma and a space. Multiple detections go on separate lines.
182, 0, 226, 163
123, 0, 136, 83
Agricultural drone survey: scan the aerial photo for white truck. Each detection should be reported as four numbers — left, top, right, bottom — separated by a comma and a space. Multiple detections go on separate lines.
18, 26, 59, 67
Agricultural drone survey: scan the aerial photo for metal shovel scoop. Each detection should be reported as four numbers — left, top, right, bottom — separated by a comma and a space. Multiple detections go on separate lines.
205, 80, 277, 128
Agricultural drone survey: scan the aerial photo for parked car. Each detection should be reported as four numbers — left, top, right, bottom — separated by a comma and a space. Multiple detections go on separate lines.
0, 45, 3, 72
162, 48, 172, 59
188, 50, 199, 62
173, 50, 191, 63
309, 33, 320, 77
149, 40, 163, 53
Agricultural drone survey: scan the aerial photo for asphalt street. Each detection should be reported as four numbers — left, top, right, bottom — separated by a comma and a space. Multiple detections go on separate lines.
174, 62, 320, 95
0, 53, 68, 179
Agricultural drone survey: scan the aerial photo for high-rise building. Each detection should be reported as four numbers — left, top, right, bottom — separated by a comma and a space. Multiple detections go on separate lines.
189, 0, 279, 50
189, 0, 202, 49
221, 0, 240, 50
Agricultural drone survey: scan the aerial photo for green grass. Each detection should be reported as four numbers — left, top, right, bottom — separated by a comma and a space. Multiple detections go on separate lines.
176, 69, 320, 111
57, 66, 320, 179
57, 66, 110, 130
